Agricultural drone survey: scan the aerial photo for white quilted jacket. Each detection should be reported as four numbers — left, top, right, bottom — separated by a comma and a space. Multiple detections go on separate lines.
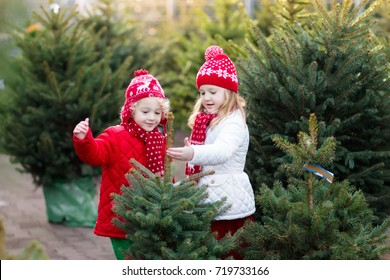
189, 109, 256, 220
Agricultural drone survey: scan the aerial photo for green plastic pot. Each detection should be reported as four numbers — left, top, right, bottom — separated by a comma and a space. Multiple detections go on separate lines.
42, 176, 97, 227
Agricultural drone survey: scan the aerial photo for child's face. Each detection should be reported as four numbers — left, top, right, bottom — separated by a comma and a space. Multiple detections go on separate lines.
133, 97, 163, 131
199, 84, 226, 114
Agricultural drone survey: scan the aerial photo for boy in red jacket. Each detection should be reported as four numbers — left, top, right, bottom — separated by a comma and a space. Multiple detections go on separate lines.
73, 69, 170, 259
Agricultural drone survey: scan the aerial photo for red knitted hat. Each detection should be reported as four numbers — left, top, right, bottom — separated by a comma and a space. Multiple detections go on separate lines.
196, 45, 238, 93
125, 69, 165, 103
121, 69, 166, 125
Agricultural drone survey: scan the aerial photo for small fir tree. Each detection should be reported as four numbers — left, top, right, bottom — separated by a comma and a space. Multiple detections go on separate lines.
237, 0, 390, 222
112, 114, 238, 259
241, 113, 390, 260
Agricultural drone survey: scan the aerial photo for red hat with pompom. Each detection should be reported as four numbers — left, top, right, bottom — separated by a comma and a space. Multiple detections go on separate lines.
196, 45, 238, 93
121, 69, 166, 126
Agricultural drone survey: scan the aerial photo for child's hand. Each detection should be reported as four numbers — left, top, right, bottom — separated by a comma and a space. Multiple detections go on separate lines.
167, 137, 194, 161
183, 137, 191, 147
73, 118, 89, 140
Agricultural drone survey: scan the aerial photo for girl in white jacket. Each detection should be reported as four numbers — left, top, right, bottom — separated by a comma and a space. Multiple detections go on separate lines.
167, 45, 255, 258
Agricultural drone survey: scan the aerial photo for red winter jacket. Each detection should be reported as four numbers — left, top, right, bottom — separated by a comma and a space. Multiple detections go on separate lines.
73, 125, 164, 238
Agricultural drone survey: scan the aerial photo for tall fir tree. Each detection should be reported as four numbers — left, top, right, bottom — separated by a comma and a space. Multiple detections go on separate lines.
237, 0, 390, 222
241, 113, 390, 260
112, 114, 238, 259
1, 2, 132, 187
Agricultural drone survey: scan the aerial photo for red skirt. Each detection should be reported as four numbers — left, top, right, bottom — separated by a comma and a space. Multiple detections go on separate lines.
211, 215, 254, 259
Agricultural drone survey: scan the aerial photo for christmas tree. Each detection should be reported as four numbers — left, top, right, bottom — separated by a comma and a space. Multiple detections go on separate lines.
112, 114, 238, 259
241, 113, 390, 260
237, 0, 390, 222
1, 2, 131, 187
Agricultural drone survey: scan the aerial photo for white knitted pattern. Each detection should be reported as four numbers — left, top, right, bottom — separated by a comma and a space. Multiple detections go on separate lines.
197, 68, 238, 83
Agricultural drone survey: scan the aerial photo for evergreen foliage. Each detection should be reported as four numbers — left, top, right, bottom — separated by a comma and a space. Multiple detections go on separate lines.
272, 0, 314, 26
0, 1, 31, 153
80, 0, 155, 75
251, 0, 276, 37
237, 0, 390, 221
155, 0, 247, 130
371, 0, 390, 39
1, 3, 131, 187
112, 114, 238, 259
154, 31, 211, 131
241, 114, 390, 260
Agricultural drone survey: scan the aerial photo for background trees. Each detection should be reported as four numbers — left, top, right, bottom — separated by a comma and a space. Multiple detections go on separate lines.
0, 0, 388, 258
1, 4, 131, 187
238, 0, 390, 222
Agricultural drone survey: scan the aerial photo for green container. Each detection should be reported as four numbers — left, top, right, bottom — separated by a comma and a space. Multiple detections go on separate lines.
43, 176, 97, 227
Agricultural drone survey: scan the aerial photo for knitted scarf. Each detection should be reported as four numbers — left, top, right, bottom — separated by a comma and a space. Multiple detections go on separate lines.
126, 120, 165, 175
185, 112, 217, 176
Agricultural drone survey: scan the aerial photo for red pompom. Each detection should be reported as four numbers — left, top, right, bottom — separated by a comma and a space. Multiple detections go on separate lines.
205, 45, 224, 61
134, 69, 148, 77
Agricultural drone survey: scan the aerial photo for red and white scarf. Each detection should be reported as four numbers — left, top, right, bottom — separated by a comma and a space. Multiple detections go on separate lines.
126, 120, 165, 175
185, 112, 217, 176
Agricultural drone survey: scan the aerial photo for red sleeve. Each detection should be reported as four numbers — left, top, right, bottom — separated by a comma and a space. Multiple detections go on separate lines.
73, 128, 116, 167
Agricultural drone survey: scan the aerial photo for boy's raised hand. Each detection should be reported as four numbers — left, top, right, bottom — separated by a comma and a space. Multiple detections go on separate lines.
73, 118, 89, 140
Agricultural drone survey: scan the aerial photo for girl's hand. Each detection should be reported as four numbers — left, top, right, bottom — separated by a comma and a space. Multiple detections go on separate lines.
167, 137, 194, 161
73, 118, 89, 140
